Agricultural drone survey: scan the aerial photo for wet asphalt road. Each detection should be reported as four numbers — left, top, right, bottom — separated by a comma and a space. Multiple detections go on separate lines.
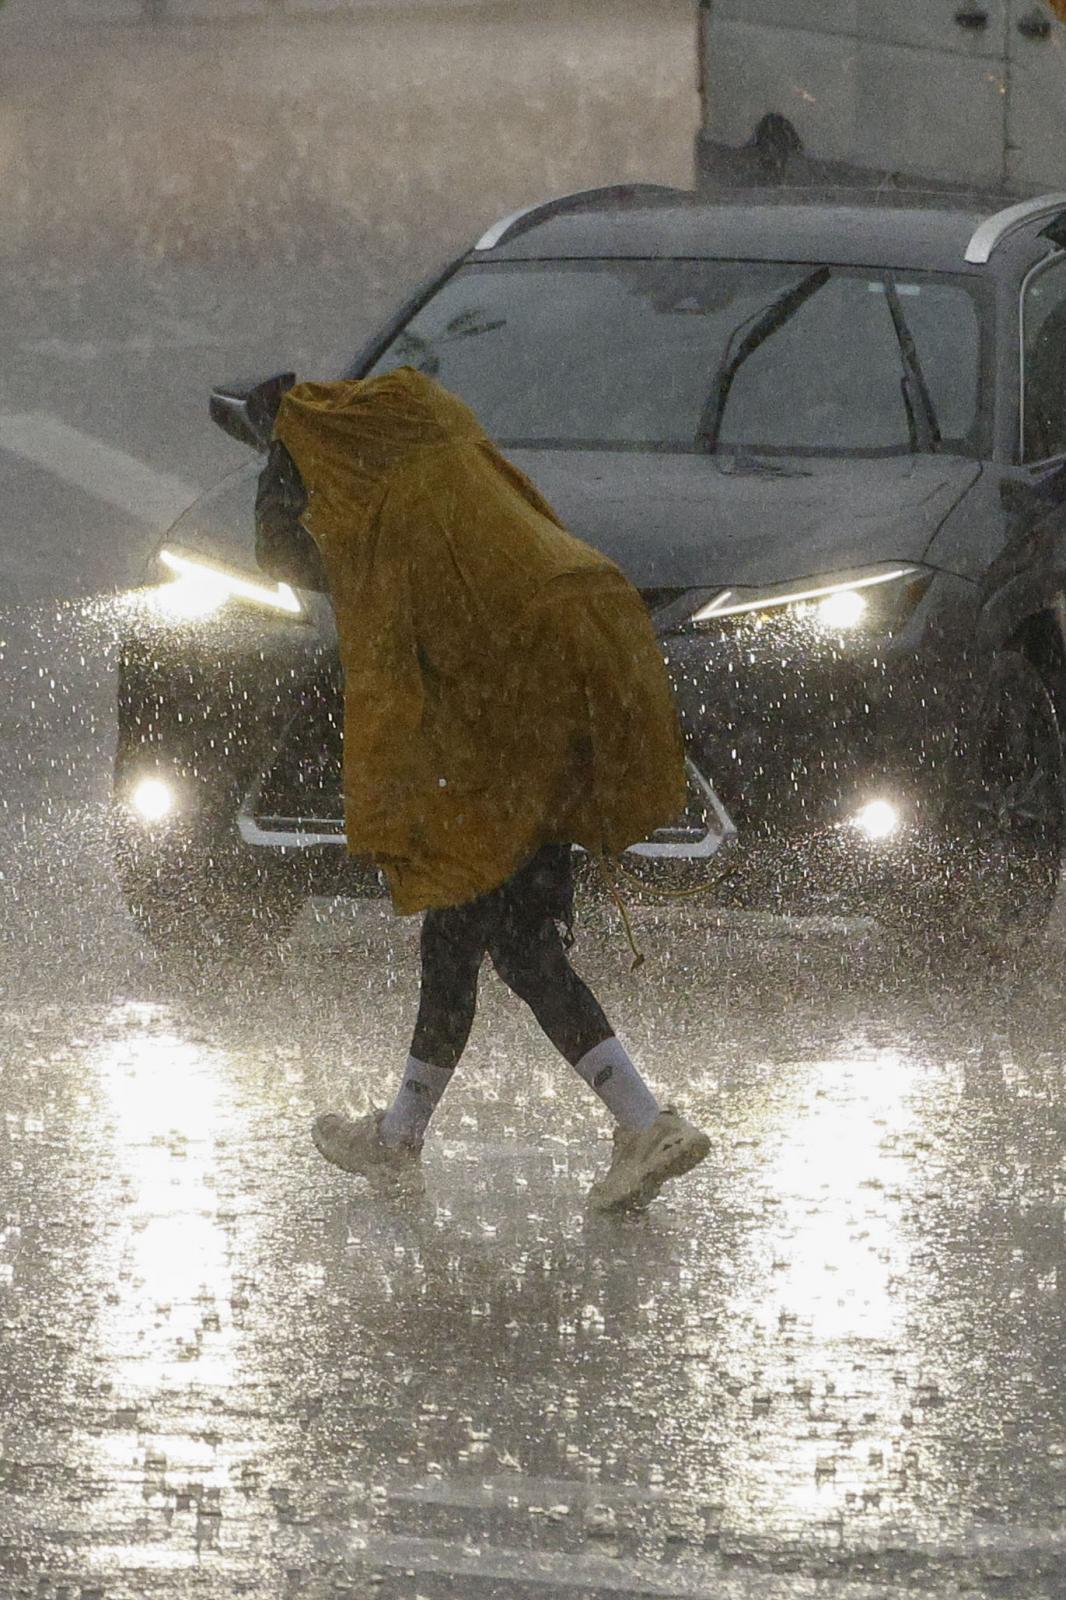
4, 846, 1066, 1599
3, 7, 1066, 1597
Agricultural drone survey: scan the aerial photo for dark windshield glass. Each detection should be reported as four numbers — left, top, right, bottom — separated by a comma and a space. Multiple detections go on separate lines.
365, 260, 982, 456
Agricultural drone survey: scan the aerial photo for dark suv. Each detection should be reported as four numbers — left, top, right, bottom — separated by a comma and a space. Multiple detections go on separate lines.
113, 183, 1066, 957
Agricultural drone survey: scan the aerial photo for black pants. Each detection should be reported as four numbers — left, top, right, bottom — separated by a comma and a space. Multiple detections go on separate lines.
411, 845, 613, 1072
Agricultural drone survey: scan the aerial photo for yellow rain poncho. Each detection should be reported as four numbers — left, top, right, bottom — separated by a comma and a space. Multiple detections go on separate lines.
274, 367, 686, 914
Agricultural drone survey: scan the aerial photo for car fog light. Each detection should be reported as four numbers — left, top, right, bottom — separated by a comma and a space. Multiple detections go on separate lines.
853, 799, 899, 841
130, 777, 175, 823
816, 589, 867, 629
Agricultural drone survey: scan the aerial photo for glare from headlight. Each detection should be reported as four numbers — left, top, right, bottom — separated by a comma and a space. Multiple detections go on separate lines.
157, 549, 302, 617
852, 799, 899, 841
130, 777, 175, 822
154, 572, 230, 621
816, 588, 867, 629
691, 567, 916, 624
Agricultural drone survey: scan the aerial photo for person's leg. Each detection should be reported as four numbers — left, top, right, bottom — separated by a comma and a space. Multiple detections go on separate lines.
487, 905, 660, 1133
485, 847, 711, 1211
312, 896, 492, 1176
488, 896, 712, 1211
379, 901, 490, 1149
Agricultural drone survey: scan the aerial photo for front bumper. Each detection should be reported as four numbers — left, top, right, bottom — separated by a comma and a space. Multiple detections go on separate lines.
115, 571, 982, 913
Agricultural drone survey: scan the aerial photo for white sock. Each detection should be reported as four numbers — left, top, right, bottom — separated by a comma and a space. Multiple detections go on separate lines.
572, 1036, 660, 1132
380, 1056, 454, 1149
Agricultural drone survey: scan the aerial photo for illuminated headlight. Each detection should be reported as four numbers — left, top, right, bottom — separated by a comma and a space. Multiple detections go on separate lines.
852, 799, 900, 841
690, 565, 925, 631
154, 548, 302, 619
129, 777, 176, 823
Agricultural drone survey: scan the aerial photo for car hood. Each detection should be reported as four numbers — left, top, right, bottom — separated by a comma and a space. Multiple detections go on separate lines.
159, 450, 980, 591
507, 450, 981, 588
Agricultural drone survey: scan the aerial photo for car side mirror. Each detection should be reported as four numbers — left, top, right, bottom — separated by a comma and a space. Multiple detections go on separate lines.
209, 371, 296, 452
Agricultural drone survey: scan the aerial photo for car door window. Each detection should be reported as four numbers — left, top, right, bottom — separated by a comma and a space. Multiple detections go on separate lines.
1023, 256, 1066, 462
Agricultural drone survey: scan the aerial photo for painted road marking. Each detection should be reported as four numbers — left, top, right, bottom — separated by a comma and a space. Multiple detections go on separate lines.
0, 412, 199, 527
393, 1475, 668, 1510
353, 1518, 1066, 1596
349, 1531, 890, 1597
372, 1479, 1066, 1593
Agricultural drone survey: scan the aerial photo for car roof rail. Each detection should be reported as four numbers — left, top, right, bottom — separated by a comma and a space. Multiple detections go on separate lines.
965, 192, 1066, 264
473, 184, 687, 252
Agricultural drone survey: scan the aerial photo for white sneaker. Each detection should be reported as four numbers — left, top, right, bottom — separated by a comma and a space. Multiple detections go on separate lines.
311, 1109, 423, 1185
588, 1107, 711, 1212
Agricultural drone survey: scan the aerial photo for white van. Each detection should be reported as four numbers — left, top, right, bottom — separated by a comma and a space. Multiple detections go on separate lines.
697, 0, 1066, 194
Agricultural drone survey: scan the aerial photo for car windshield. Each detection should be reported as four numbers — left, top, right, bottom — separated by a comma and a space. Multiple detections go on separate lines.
364, 259, 983, 456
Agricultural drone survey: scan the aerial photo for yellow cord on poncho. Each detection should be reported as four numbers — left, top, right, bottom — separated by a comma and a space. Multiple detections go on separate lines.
593, 846, 745, 973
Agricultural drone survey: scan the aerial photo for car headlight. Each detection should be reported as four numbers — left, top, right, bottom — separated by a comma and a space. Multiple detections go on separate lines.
154, 548, 303, 620
689, 564, 930, 633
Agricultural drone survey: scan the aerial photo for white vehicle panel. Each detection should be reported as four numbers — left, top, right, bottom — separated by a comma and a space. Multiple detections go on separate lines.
699, 0, 1065, 195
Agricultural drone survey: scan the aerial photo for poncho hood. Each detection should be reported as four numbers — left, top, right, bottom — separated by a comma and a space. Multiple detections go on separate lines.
276, 369, 481, 536
274, 368, 686, 913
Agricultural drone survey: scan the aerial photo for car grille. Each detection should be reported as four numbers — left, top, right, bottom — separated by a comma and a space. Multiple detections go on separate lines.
254, 669, 345, 833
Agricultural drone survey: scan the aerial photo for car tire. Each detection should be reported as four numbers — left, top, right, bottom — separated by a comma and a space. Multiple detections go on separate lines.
111, 806, 306, 965
891, 650, 1065, 959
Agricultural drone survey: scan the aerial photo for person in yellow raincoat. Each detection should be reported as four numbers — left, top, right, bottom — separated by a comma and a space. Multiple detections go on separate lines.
255, 367, 711, 1210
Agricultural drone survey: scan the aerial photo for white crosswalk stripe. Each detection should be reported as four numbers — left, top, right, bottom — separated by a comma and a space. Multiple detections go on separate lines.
392, 1474, 668, 1510
0, 411, 199, 527
349, 1530, 890, 1597
354, 1476, 1066, 1595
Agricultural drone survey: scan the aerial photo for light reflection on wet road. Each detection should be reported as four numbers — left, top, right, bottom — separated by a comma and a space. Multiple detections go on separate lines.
2, 806, 1065, 1596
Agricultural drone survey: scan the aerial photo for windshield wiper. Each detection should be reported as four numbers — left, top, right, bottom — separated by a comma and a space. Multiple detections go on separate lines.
884, 279, 941, 454
697, 266, 832, 452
